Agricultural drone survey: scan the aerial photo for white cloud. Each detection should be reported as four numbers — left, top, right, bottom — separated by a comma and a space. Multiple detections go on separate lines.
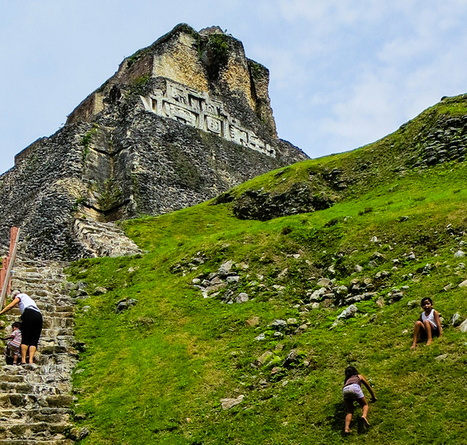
3, 0, 467, 173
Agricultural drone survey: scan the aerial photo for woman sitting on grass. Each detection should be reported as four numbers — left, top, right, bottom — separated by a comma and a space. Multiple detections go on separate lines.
411, 297, 442, 350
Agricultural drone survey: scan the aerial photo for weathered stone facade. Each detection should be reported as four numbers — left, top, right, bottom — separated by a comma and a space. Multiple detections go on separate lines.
0, 24, 308, 260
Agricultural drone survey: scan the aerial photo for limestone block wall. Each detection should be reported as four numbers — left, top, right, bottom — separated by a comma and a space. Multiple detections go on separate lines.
0, 125, 89, 259
140, 79, 276, 157
66, 24, 277, 139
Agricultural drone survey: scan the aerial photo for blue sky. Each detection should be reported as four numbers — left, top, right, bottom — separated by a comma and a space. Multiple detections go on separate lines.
1, 0, 467, 174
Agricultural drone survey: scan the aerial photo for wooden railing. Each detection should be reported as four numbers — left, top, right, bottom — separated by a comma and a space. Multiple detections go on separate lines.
0, 227, 20, 309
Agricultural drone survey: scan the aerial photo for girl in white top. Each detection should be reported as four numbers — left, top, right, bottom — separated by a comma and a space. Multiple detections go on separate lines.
411, 297, 442, 349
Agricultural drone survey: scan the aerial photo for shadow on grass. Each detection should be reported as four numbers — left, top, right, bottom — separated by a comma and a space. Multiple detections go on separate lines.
328, 402, 370, 437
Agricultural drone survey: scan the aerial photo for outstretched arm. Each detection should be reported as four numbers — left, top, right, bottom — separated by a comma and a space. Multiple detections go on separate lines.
359, 374, 376, 401
434, 310, 443, 336
0, 297, 20, 316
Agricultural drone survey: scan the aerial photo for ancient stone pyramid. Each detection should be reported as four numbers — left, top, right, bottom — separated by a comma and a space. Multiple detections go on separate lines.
0, 24, 307, 260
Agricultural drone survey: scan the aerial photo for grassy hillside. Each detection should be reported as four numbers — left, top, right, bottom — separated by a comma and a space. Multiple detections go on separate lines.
68, 97, 467, 444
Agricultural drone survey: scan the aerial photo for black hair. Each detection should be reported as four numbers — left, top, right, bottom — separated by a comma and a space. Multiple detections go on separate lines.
421, 297, 433, 307
344, 366, 358, 384
12, 322, 21, 329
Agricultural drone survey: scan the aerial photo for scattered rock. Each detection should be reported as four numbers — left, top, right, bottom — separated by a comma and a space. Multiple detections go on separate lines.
220, 395, 244, 410
115, 298, 138, 313
376, 296, 385, 308
335, 285, 348, 295
270, 319, 288, 330
68, 427, 90, 441
454, 250, 465, 258
337, 304, 358, 320
236, 293, 249, 303
257, 351, 274, 365
308, 287, 327, 302
459, 318, 467, 333
246, 317, 259, 327
283, 349, 306, 368
94, 286, 107, 295
458, 280, 467, 288
317, 278, 331, 287
218, 260, 235, 276
435, 354, 448, 361
452, 312, 461, 327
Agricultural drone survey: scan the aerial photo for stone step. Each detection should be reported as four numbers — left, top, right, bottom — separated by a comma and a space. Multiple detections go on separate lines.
0, 439, 72, 445
0, 395, 71, 411
73, 217, 141, 257
0, 407, 71, 423
0, 421, 70, 438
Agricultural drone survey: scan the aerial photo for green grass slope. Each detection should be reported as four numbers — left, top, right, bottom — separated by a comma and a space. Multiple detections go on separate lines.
68, 99, 467, 444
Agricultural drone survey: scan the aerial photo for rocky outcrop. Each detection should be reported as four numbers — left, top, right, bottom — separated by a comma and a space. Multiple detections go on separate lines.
0, 24, 307, 261
232, 182, 335, 221
218, 95, 467, 222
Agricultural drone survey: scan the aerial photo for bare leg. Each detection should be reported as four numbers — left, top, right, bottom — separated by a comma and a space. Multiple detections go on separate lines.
344, 399, 354, 433
28, 346, 37, 363
424, 320, 433, 345
20, 344, 28, 363
411, 321, 424, 349
357, 397, 370, 426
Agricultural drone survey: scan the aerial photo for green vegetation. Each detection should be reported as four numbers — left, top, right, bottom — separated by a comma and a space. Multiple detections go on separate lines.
249, 60, 265, 81
97, 178, 123, 211
80, 124, 99, 162
69, 148, 467, 443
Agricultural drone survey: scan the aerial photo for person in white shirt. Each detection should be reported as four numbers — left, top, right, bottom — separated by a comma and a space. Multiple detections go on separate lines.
411, 297, 442, 349
0, 290, 43, 364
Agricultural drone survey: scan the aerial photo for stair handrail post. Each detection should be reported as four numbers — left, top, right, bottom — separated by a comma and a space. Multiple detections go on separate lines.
0, 228, 20, 310
0, 257, 7, 292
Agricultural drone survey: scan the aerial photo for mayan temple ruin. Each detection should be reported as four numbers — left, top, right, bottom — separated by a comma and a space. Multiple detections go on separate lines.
0, 24, 307, 261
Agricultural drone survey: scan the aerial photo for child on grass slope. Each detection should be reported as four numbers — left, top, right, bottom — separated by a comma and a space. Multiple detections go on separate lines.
411, 297, 442, 350
342, 366, 376, 434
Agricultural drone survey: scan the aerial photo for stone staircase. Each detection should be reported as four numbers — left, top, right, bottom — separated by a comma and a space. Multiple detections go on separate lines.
72, 218, 141, 258
0, 260, 77, 445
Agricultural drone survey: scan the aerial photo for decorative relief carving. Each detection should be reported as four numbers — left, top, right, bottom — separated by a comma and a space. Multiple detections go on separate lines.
141, 80, 275, 158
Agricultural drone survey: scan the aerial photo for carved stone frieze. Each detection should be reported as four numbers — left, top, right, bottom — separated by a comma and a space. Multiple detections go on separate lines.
141, 80, 276, 158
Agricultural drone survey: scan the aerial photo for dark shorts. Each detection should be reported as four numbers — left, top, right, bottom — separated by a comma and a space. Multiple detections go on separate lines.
21, 308, 43, 347
421, 324, 440, 338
